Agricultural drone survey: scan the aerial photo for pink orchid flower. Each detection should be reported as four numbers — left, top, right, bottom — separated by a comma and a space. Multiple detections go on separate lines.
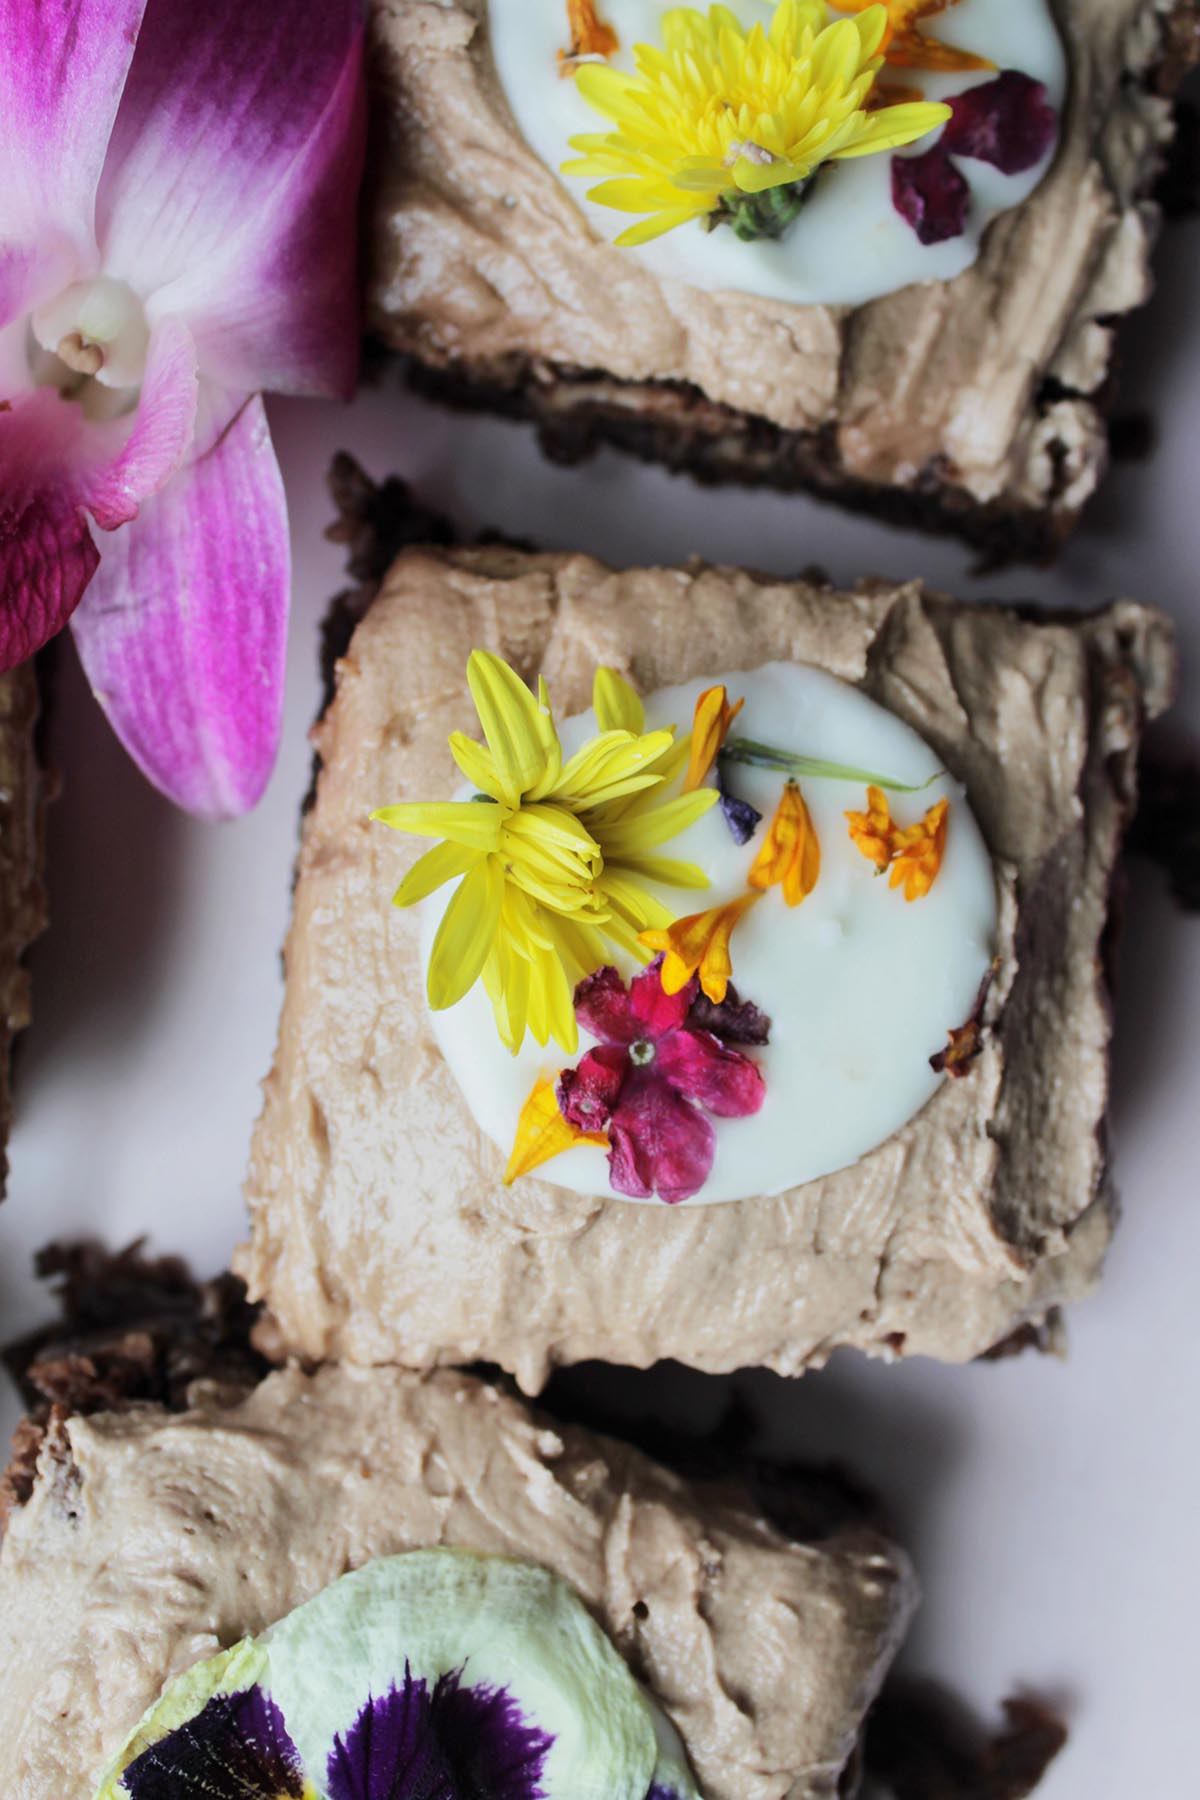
0, 0, 364, 816
558, 959, 767, 1205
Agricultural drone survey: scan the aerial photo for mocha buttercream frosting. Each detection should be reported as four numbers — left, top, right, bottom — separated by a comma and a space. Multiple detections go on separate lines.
237, 544, 1173, 1390
366, 0, 1192, 520
0, 1363, 915, 1800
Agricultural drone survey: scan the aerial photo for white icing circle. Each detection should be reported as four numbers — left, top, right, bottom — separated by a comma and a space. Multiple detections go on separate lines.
488, 0, 1066, 307
422, 664, 998, 1206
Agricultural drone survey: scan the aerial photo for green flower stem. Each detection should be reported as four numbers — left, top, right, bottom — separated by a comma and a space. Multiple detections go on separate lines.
719, 737, 945, 793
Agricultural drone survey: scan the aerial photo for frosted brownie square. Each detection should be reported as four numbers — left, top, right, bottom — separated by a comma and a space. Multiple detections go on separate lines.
366, 0, 1197, 555
239, 531, 1172, 1387
0, 1356, 915, 1800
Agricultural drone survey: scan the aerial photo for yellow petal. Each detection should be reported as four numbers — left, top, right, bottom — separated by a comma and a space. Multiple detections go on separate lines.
448, 731, 503, 798
594, 667, 646, 734
392, 840, 479, 909
426, 855, 504, 1010
504, 1075, 607, 1185
467, 650, 555, 807
749, 780, 821, 907
599, 786, 718, 855
683, 686, 745, 793
372, 801, 503, 853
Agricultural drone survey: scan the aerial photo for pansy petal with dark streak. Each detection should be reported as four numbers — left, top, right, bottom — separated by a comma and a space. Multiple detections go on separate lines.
121, 1686, 308, 1800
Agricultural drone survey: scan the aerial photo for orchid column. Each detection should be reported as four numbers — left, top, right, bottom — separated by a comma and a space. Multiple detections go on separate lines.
0, 0, 364, 816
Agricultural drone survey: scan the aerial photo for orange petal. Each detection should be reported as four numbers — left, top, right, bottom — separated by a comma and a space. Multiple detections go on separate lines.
504, 1074, 607, 1185
559, 0, 618, 67
640, 890, 760, 1004
846, 784, 895, 872
889, 798, 949, 901
682, 685, 744, 794
749, 780, 820, 907
887, 31, 994, 71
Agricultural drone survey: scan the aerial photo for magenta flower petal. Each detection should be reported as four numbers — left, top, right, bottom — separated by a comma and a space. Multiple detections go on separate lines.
0, 0, 148, 314
558, 1045, 627, 1132
891, 147, 970, 245
941, 71, 1057, 175
0, 460, 99, 667
80, 313, 198, 528
629, 955, 696, 1039
655, 1028, 766, 1120
608, 1070, 716, 1205
96, 0, 365, 399
71, 394, 288, 817
573, 965, 637, 1045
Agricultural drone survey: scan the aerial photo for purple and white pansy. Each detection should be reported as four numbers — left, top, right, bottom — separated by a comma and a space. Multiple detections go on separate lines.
96, 1553, 701, 1800
0, 0, 364, 816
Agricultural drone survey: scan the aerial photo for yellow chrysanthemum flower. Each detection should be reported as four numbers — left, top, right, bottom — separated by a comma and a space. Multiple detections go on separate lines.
373, 654, 717, 1055
562, 0, 951, 245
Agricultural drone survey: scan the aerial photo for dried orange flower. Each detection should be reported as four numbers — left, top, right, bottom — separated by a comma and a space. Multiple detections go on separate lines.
504, 1073, 606, 1184
930, 1018, 983, 1078
683, 685, 745, 794
640, 891, 760, 1005
559, 0, 618, 70
845, 784, 896, 872
749, 780, 820, 906
847, 786, 949, 900
888, 797, 949, 900
829, 0, 993, 74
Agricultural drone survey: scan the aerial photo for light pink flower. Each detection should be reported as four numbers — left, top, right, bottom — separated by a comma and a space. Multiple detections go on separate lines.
0, 0, 364, 815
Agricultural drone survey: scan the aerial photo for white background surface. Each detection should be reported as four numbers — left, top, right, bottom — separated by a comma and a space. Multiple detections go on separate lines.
2, 193, 1198, 1798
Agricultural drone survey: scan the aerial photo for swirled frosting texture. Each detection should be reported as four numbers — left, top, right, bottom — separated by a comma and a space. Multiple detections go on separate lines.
0, 1365, 915, 1800
238, 546, 1172, 1390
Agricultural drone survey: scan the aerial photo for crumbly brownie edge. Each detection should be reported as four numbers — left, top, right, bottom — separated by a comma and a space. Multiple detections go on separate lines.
376, 0, 1200, 564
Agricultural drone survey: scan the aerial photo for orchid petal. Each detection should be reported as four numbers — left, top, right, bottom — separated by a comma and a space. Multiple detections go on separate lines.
80, 312, 198, 528
0, 418, 99, 666
96, 0, 364, 399
0, 0, 147, 307
70, 394, 289, 818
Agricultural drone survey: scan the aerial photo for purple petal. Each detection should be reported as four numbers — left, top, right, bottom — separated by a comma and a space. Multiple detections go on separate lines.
121, 1685, 306, 1800
0, 0, 147, 317
608, 1069, 715, 1205
891, 147, 971, 245
97, 0, 364, 399
629, 955, 695, 1040
71, 393, 288, 817
558, 1045, 627, 1132
327, 1667, 553, 1800
686, 984, 772, 1047
573, 964, 636, 1045
942, 71, 1058, 175
656, 1029, 766, 1120
0, 436, 99, 666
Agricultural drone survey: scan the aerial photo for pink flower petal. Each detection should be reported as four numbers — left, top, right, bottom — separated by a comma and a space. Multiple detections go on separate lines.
0, 0, 147, 317
71, 394, 288, 817
97, 0, 364, 400
558, 1046, 627, 1132
80, 312, 198, 528
0, 466, 99, 666
941, 71, 1057, 176
656, 1028, 766, 1120
608, 1070, 715, 1206
629, 955, 696, 1039
573, 965, 637, 1045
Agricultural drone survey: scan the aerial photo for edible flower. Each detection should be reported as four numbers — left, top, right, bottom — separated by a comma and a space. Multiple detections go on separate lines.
683, 684, 744, 792
829, 0, 993, 73
846, 785, 949, 899
560, 0, 619, 68
374, 656, 716, 1054
558, 960, 766, 1203
748, 780, 820, 905
562, 1, 951, 245
504, 1074, 607, 1184
639, 891, 760, 1004
0, 0, 364, 816
892, 71, 1059, 242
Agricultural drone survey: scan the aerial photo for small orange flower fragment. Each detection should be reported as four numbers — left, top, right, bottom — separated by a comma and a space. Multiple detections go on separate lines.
930, 1018, 983, 1078
683, 685, 745, 794
846, 788, 950, 900
845, 784, 897, 873
889, 797, 949, 900
749, 780, 820, 906
504, 1074, 607, 1185
559, 0, 618, 71
830, 0, 993, 74
639, 891, 760, 1005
